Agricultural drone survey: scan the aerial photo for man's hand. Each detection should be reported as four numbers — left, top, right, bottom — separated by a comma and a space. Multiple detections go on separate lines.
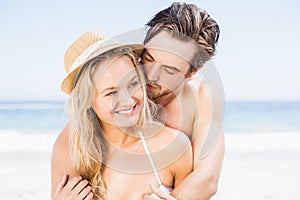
142, 184, 176, 200
53, 175, 94, 200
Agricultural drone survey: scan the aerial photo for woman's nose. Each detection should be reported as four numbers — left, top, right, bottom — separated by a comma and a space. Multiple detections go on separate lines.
118, 89, 135, 106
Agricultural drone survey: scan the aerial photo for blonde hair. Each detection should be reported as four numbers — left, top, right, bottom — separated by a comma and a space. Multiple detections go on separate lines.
68, 46, 154, 199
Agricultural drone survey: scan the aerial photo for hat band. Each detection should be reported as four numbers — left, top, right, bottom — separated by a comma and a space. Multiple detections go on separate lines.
69, 38, 118, 73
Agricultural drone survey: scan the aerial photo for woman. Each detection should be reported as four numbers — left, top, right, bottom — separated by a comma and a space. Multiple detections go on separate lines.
51, 31, 192, 200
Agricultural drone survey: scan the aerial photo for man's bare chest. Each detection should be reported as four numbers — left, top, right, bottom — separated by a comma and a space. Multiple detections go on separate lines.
157, 100, 195, 139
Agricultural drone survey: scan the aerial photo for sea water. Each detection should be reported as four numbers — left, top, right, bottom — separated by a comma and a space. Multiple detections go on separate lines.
0, 101, 68, 133
225, 101, 300, 133
0, 101, 68, 153
0, 101, 300, 134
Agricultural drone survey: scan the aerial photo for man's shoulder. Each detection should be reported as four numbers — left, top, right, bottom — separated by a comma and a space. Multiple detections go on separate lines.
186, 76, 209, 98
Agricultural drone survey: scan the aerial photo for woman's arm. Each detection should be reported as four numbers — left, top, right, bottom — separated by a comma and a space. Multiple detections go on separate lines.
51, 124, 93, 200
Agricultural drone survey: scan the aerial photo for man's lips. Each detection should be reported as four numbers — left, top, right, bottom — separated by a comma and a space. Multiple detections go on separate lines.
147, 83, 158, 90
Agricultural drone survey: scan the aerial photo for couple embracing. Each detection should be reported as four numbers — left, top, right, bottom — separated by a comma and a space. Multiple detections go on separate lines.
51, 2, 224, 200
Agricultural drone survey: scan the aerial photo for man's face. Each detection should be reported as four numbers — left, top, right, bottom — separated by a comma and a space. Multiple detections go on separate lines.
142, 31, 195, 100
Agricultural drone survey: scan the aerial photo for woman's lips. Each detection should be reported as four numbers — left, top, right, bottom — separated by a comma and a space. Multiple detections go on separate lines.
116, 103, 137, 117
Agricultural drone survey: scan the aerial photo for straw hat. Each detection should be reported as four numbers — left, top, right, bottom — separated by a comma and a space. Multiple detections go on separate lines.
61, 31, 144, 94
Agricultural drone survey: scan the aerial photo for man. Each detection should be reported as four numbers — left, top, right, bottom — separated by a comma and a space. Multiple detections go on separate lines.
141, 2, 225, 200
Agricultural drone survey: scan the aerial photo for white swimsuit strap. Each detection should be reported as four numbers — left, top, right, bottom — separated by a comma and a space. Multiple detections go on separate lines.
138, 131, 162, 186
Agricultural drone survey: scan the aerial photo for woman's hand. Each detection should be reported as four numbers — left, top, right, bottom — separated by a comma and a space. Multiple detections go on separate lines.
142, 184, 176, 200
53, 175, 94, 200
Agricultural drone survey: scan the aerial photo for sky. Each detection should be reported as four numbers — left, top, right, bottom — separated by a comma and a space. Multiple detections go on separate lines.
0, 0, 299, 101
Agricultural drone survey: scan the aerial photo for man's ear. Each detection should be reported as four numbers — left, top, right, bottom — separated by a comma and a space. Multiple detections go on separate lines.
186, 65, 203, 79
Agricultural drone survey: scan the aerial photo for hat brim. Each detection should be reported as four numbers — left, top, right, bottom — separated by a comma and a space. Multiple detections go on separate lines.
61, 42, 144, 95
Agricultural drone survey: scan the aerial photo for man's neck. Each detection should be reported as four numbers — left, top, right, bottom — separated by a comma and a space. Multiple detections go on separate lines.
154, 81, 186, 107
153, 92, 176, 107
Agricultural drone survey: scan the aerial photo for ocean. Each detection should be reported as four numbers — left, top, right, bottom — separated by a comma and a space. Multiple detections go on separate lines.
225, 101, 300, 133
0, 101, 300, 134
0, 101, 68, 133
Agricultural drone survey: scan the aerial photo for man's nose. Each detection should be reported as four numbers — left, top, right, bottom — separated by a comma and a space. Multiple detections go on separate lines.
147, 63, 161, 82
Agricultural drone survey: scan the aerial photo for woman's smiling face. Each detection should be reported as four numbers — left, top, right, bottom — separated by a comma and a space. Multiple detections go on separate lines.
93, 55, 144, 129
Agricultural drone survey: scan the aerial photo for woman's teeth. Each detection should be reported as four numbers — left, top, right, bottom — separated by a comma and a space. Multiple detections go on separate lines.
117, 104, 136, 114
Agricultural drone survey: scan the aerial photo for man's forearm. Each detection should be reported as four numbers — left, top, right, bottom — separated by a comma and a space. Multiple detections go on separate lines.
171, 168, 218, 200
173, 126, 225, 200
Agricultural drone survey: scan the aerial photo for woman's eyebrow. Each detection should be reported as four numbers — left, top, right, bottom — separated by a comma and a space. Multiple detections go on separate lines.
100, 86, 116, 94
100, 75, 138, 94
129, 75, 138, 82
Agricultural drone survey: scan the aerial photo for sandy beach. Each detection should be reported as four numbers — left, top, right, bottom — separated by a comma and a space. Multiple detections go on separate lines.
0, 131, 299, 200
213, 132, 300, 200
0, 130, 56, 200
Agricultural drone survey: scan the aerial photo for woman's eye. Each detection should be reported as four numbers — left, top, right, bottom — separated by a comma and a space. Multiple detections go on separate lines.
129, 81, 139, 88
106, 91, 117, 96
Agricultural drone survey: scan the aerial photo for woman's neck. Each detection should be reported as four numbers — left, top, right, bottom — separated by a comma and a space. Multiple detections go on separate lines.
101, 122, 140, 149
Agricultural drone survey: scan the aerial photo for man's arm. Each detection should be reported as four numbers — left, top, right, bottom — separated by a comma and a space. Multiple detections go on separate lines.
171, 134, 224, 200
171, 81, 225, 200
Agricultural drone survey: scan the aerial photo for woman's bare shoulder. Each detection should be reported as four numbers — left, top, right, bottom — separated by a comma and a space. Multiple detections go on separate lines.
145, 122, 191, 154
160, 125, 191, 147
53, 124, 70, 153
145, 123, 192, 177
51, 124, 76, 168
51, 124, 78, 196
